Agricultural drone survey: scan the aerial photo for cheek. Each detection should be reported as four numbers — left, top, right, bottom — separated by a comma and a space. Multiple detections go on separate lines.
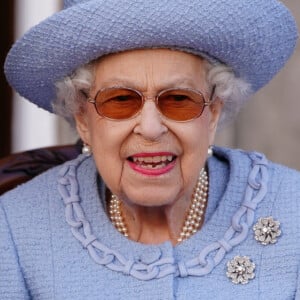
178, 116, 211, 183
88, 120, 133, 193
180, 115, 211, 155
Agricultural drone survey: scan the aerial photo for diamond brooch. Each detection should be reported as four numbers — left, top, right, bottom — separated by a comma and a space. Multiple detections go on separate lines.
253, 216, 281, 245
226, 256, 255, 284
226, 217, 281, 284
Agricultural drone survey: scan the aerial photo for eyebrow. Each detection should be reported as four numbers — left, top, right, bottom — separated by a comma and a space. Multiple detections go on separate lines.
97, 77, 203, 91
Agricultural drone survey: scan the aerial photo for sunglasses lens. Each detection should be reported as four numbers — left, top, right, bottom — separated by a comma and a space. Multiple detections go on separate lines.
96, 88, 142, 119
157, 89, 205, 121
93, 87, 206, 121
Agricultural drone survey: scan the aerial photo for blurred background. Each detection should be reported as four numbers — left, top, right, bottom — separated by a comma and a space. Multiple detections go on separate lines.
215, 0, 300, 169
1, 0, 300, 169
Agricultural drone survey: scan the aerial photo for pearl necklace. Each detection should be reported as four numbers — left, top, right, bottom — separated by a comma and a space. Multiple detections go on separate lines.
109, 168, 208, 243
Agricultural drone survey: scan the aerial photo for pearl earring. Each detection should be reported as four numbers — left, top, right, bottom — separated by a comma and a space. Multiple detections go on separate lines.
82, 143, 92, 156
207, 145, 213, 157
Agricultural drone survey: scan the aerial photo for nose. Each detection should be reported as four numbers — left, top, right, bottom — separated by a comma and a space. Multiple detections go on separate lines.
133, 99, 168, 140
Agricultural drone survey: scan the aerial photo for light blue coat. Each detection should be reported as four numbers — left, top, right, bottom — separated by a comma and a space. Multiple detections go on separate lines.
1, 147, 299, 299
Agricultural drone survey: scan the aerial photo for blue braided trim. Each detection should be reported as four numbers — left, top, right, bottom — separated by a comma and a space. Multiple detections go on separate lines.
58, 152, 268, 281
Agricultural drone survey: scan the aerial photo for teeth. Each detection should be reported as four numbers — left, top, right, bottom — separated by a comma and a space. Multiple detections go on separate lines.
143, 157, 153, 163
152, 156, 161, 163
132, 155, 174, 164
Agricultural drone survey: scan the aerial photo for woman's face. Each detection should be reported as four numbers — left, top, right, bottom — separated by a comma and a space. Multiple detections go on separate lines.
75, 49, 222, 208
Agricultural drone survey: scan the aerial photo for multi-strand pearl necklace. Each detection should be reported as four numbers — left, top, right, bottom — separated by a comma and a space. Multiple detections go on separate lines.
109, 168, 209, 243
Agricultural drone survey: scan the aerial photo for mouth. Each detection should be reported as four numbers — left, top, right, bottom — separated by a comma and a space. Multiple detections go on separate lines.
127, 153, 177, 175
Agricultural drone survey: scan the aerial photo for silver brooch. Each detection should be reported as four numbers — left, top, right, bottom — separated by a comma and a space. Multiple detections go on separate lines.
253, 216, 281, 245
226, 256, 255, 284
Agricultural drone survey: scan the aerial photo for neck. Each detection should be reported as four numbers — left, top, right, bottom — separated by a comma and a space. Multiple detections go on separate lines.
109, 168, 208, 245
122, 202, 189, 245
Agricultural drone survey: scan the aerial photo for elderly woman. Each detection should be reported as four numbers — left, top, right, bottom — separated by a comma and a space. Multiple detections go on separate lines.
1, 0, 299, 299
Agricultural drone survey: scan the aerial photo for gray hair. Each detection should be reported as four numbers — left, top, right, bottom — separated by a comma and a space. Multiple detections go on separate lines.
53, 58, 252, 128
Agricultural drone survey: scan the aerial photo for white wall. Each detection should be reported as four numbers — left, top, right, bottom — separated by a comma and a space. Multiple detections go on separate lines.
12, 0, 76, 153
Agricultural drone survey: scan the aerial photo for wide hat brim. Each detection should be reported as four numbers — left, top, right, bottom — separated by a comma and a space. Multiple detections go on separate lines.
4, 0, 298, 112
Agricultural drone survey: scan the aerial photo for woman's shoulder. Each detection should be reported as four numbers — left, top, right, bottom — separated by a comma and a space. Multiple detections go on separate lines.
0, 161, 62, 206
265, 158, 300, 224
214, 146, 300, 211
0, 161, 65, 235
217, 147, 300, 222
0, 155, 91, 222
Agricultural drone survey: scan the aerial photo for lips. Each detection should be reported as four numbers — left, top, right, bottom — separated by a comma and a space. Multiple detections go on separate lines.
127, 153, 177, 175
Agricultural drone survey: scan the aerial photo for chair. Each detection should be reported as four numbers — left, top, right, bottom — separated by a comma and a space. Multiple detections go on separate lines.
0, 142, 82, 196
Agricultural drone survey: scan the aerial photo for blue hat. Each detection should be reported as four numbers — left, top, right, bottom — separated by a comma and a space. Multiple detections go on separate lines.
4, 0, 298, 112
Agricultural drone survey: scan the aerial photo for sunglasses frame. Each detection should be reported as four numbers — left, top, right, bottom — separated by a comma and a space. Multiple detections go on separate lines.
84, 85, 216, 122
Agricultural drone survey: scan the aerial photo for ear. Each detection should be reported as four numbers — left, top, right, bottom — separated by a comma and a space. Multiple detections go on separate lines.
74, 112, 91, 145
208, 99, 223, 145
